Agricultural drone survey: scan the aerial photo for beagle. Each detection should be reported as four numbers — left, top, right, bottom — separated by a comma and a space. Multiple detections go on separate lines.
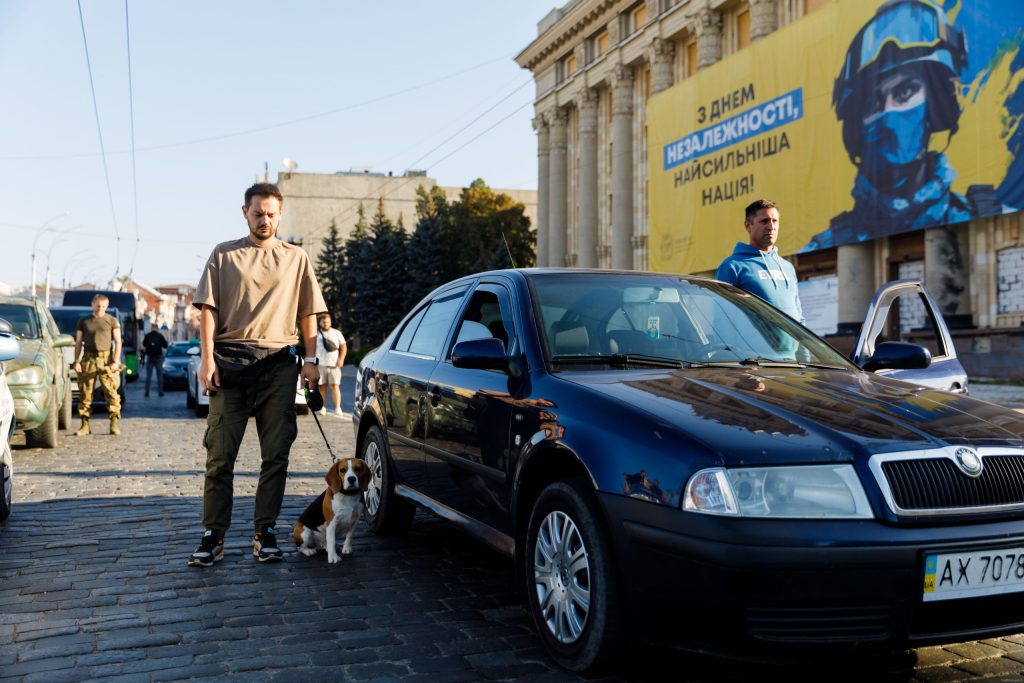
293, 458, 371, 563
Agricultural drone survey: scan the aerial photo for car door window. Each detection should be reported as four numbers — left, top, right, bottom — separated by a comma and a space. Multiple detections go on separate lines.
450, 285, 516, 357
870, 291, 945, 358
393, 307, 428, 353
407, 291, 465, 359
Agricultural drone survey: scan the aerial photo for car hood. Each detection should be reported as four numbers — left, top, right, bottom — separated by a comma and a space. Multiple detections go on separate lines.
556, 367, 1024, 465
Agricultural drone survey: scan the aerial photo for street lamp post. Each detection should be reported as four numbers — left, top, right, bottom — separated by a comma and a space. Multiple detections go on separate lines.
43, 226, 81, 306
31, 212, 69, 298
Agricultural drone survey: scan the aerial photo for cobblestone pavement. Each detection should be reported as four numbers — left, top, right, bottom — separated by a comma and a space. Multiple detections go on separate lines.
4, 379, 1024, 682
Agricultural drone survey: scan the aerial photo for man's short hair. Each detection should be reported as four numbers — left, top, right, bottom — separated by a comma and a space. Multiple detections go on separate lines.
244, 183, 283, 207
317, 313, 331, 322
745, 199, 778, 220
91, 294, 109, 305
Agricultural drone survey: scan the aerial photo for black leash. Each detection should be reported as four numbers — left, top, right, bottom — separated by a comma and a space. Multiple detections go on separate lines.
303, 386, 338, 463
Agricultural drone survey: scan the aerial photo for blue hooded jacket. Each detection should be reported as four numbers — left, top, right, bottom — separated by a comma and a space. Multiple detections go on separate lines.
716, 242, 804, 323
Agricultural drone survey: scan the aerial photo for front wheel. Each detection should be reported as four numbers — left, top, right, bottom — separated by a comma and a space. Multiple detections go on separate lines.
526, 479, 622, 673
360, 425, 414, 535
25, 388, 59, 449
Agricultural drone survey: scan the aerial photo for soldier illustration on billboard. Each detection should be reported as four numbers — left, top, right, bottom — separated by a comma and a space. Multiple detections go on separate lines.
803, 0, 1002, 252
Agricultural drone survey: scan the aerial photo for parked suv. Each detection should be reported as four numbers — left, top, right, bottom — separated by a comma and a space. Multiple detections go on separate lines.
0, 296, 73, 448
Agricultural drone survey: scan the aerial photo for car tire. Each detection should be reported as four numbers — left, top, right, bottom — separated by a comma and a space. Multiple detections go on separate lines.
58, 379, 72, 430
25, 388, 59, 449
195, 401, 208, 418
526, 479, 623, 674
361, 424, 414, 535
0, 461, 11, 523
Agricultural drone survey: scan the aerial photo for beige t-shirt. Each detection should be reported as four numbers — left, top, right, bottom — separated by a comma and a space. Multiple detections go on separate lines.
193, 236, 328, 349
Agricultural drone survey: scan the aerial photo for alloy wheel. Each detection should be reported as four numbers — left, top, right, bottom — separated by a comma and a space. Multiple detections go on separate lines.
533, 509, 591, 643
363, 439, 382, 517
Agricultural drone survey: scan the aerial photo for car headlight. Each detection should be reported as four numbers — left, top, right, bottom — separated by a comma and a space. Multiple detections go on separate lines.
7, 366, 44, 386
683, 465, 872, 518
162, 363, 173, 371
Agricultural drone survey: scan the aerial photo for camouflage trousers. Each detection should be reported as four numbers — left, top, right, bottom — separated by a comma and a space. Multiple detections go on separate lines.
77, 351, 121, 419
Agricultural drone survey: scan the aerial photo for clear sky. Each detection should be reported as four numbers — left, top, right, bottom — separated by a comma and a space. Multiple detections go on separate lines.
0, 1, 558, 292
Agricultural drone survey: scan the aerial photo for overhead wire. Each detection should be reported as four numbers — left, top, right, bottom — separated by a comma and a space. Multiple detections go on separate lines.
125, 0, 140, 278
77, 0, 121, 282
0, 53, 516, 162
301, 89, 535, 246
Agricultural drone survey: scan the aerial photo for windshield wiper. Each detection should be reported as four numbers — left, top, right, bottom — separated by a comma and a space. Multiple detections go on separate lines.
739, 357, 806, 367
551, 354, 685, 369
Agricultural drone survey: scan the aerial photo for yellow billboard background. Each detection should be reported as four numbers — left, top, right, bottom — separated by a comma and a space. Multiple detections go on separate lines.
648, 0, 1020, 274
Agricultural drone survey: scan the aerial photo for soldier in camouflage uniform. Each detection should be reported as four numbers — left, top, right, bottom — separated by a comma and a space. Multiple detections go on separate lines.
73, 294, 123, 436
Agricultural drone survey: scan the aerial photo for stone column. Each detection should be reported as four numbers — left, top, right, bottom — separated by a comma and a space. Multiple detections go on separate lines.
649, 38, 675, 96
925, 224, 972, 328
836, 242, 876, 336
577, 90, 599, 268
693, 7, 723, 69
548, 108, 569, 268
611, 66, 635, 271
533, 114, 550, 267
749, 0, 779, 42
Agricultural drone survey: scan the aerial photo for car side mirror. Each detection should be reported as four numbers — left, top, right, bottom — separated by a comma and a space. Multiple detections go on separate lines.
187, 347, 200, 355
863, 341, 931, 373
0, 332, 20, 362
452, 338, 510, 373
53, 334, 75, 349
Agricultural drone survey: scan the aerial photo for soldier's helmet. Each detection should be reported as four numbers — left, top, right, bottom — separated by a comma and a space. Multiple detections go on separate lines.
834, 0, 967, 161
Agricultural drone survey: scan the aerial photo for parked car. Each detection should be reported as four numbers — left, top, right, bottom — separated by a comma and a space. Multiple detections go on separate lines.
0, 319, 20, 523
186, 347, 309, 418
161, 342, 198, 390
49, 305, 127, 409
354, 269, 1022, 672
0, 296, 73, 448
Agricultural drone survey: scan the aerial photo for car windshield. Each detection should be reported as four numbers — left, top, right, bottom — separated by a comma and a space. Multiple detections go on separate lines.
530, 273, 852, 369
166, 346, 192, 358
49, 309, 88, 335
0, 303, 41, 340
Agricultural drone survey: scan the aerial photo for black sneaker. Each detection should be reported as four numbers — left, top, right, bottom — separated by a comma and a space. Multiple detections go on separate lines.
253, 526, 282, 563
187, 529, 224, 567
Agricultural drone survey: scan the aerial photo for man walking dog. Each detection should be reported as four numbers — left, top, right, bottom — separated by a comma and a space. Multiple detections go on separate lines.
188, 182, 327, 567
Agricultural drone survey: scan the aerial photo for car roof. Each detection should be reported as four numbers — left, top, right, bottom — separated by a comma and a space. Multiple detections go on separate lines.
0, 295, 38, 307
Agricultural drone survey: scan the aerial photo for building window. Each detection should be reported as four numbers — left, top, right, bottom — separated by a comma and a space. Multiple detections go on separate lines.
587, 29, 611, 63
566, 53, 577, 78
737, 8, 751, 50
998, 247, 1024, 314
686, 40, 697, 77
620, 2, 646, 39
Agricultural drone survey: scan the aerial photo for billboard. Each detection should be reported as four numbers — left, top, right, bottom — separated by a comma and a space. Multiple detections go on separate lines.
648, 0, 1024, 274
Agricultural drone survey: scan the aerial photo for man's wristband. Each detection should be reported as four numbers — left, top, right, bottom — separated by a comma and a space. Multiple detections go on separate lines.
302, 357, 318, 365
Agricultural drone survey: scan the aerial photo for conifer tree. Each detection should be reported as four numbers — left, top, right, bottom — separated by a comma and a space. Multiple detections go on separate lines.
407, 186, 449, 310
315, 219, 345, 323
339, 204, 372, 347
364, 198, 408, 346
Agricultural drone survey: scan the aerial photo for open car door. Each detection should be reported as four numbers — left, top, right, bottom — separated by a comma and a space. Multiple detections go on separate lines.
851, 279, 968, 394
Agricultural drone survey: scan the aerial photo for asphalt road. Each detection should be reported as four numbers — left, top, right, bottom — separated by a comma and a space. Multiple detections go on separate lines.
3, 377, 1024, 682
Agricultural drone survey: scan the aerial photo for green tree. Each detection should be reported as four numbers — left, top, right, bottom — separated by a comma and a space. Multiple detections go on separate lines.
445, 178, 534, 280
406, 186, 449, 310
362, 199, 408, 347
315, 219, 345, 323
339, 204, 372, 345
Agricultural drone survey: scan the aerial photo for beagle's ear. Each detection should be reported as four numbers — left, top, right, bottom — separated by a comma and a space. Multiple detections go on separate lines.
325, 462, 343, 493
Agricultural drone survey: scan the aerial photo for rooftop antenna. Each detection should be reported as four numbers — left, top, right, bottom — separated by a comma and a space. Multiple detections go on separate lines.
283, 158, 298, 174
501, 232, 517, 268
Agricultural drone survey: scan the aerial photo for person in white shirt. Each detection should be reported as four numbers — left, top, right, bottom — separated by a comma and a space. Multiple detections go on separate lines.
315, 313, 347, 416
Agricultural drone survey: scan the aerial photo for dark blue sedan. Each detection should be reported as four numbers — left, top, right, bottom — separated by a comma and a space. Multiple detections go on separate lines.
353, 269, 1024, 672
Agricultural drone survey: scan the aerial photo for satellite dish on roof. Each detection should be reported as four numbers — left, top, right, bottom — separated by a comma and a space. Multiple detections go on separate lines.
283, 158, 298, 172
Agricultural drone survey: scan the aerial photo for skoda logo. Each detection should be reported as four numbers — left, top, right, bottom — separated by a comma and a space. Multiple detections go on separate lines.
954, 447, 984, 478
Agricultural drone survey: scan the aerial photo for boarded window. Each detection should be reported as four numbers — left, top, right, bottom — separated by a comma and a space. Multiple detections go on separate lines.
686, 41, 697, 76
632, 4, 648, 31
566, 53, 577, 77
998, 247, 1024, 314
737, 9, 751, 50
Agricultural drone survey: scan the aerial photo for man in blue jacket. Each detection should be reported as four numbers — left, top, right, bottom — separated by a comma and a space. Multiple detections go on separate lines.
716, 199, 804, 324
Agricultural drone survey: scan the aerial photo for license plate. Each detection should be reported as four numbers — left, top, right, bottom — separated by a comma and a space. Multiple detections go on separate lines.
923, 547, 1024, 602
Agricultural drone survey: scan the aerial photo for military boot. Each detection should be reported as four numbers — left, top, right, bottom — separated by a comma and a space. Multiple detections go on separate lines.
74, 418, 91, 436
109, 416, 121, 436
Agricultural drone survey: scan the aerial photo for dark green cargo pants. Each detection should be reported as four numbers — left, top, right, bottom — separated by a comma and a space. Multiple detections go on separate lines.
201, 355, 298, 534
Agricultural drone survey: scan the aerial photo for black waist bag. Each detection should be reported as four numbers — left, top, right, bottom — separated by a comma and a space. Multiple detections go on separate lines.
213, 342, 292, 388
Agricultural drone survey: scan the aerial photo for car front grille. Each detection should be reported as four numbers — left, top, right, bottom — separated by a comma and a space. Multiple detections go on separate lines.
746, 605, 892, 642
873, 451, 1024, 515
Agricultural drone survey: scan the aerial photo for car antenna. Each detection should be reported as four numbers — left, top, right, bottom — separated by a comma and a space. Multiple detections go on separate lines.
501, 232, 517, 268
